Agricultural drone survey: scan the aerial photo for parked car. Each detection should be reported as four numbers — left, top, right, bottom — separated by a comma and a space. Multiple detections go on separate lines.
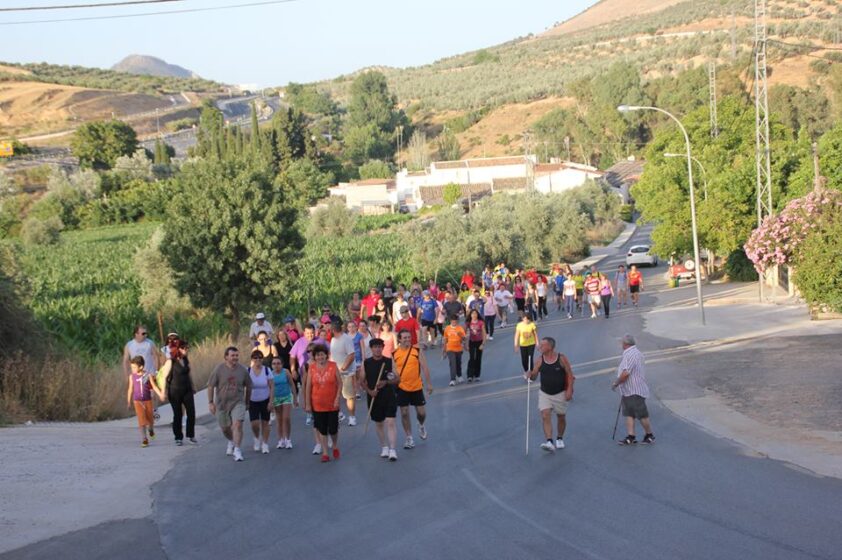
626, 245, 658, 267
669, 259, 697, 280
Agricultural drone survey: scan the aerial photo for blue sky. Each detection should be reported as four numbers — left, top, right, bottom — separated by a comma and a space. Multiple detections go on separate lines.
1, 0, 598, 86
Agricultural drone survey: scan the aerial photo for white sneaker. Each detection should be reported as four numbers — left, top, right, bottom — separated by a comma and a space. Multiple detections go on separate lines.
305, 414, 313, 426
388, 449, 398, 462
233, 447, 244, 461
338, 412, 347, 423
261, 442, 270, 454
449, 380, 456, 387
457, 377, 464, 384
312, 443, 322, 455
380, 446, 389, 458
555, 438, 565, 450
488, 336, 494, 340
253, 439, 261, 452
277, 440, 285, 449
285, 439, 293, 449
540, 441, 555, 452
419, 425, 428, 440
226, 441, 235, 456
404, 436, 415, 449
348, 416, 357, 427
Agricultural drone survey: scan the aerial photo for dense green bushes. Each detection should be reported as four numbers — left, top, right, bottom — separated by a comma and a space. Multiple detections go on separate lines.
725, 249, 758, 282
793, 209, 842, 313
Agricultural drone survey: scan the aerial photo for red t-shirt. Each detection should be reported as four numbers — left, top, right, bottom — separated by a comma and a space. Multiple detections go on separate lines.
395, 317, 420, 345
460, 273, 475, 290
309, 361, 339, 412
362, 294, 380, 317
629, 271, 642, 286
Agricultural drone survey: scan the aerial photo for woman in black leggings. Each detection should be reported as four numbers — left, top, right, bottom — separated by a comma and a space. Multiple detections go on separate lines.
514, 314, 538, 375
160, 339, 196, 445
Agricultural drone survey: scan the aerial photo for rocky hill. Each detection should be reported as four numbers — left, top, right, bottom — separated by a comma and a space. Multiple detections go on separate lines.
112, 54, 199, 79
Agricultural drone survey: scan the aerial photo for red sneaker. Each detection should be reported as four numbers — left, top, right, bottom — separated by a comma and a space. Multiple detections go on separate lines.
333, 448, 340, 460
320, 454, 330, 463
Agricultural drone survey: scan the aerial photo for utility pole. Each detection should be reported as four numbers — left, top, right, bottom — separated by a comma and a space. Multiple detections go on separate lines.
709, 62, 719, 138
396, 125, 404, 169
813, 141, 822, 192
754, 0, 774, 301
523, 131, 534, 191
563, 135, 571, 162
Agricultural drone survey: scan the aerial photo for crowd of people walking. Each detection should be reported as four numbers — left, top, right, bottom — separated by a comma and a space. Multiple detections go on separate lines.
124, 261, 654, 460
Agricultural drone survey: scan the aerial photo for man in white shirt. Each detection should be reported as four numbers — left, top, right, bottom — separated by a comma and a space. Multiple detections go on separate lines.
330, 320, 358, 426
249, 312, 274, 342
123, 325, 158, 378
494, 284, 513, 328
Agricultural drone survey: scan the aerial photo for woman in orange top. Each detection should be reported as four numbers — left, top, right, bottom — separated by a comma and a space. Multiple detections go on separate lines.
442, 314, 466, 386
304, 343, 342, 463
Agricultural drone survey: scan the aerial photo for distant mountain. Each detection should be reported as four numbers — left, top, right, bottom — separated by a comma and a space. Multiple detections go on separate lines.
111, 55, 199, 79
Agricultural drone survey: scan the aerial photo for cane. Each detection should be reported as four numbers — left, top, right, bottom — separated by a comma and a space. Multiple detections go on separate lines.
612, 395, 622, 441
363, 363, 387, 435
525, 377, 531, 455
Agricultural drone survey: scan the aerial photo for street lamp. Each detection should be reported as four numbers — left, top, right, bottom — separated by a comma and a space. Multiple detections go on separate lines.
664, 152, 707, 201
618, 105, 705, 325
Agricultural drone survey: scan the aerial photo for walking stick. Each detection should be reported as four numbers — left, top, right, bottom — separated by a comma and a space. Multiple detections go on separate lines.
363, 363, 387, 435
525, 377, 531, 455
612, 396, 622, 441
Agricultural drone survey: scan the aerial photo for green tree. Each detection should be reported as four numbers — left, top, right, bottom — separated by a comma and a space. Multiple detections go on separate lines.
161, 158, 304, 339
443, 183, 461, 205
407, 130, 429, 171
153, 138, 172, 165
308, 197, 356, 237
358, 160, 392, 180
344, 122, 392, 166
271, 107, 313, 166
70, 120, 138, 170
250, 101, 261, 152
347, 71, 402, 132
195, 100, 225, 158
274, 158, 333, 209
436, 127, 461, 161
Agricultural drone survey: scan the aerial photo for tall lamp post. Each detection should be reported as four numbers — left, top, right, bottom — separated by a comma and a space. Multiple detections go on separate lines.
664, 152, 708, 201
618, 105, 705, 325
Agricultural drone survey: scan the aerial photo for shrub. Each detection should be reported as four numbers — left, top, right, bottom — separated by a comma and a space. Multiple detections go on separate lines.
20, 216, 63, 247
619, 204, 634, 222
354, 213, 412, 233
308, 197, 357, 237
443, 183, 461, 205
793, 210, 842, 312
725, 249, 759, 282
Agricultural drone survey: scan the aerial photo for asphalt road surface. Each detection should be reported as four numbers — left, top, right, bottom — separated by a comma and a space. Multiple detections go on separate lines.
7, 225, 842, 560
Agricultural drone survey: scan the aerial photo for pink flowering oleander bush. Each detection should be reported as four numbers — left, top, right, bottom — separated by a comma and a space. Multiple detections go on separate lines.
744, 188, 842, 273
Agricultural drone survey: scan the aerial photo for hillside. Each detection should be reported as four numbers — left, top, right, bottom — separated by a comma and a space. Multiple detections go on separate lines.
312, 0, 840, 160
112, 54, 199, 79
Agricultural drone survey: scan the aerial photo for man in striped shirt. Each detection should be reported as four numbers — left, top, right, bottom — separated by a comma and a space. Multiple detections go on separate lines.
611, 334, 655, 445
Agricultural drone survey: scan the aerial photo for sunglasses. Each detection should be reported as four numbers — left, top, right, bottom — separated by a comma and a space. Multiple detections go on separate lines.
140, 332, 148, 336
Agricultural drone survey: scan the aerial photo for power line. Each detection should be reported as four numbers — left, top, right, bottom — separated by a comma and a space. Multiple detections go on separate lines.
0, 0, 297, 25
0, 1, 180, 12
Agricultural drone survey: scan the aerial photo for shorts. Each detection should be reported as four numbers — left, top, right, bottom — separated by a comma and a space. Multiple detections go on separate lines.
630, 284, 640, 294
217, 401, 246, 428
538, 390, 569, 415
515, 298, 525, 311
396, 388, 426, 408
621, 395, 649, 419
341, 375, 356, 400
273, 394, 293, 407
313, 410, 339, 436
588, 294, 602, 306
133, 400, 154, 427
367, 393, 397, 423
421, 319, 435, 328
249, 398, 271, 422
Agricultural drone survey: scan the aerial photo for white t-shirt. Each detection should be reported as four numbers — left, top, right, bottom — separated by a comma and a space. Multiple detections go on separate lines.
536, 282, 547, 298
126, 338, 158, 373
563, 279, 577, 297
249, 320, 275, 340
330, 333, 355, 375
391, 299, 407, 321
494, 289, 513, 308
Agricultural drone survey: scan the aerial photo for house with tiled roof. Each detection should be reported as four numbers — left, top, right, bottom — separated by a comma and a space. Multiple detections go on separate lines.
329, 178, 397, 214
600, 158, 644, 204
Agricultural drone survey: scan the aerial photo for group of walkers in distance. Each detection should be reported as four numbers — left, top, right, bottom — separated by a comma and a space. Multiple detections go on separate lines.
124, 260, 654, 461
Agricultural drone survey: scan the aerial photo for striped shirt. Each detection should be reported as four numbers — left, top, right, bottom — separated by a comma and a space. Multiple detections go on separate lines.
616, 345, 649, 398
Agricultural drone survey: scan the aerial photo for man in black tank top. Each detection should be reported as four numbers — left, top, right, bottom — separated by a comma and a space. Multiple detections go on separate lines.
527, 337, 575, 453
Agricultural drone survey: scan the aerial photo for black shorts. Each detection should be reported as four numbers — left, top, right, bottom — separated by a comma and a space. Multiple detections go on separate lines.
630, 285, 640, 294
367, 394, 397, 423
621, 395, 649, 419
313, 410, 339, 435
515, 297, 525, 311
421, 319, 435, 329
248, 399, 270, 422
396, 388, 426, 408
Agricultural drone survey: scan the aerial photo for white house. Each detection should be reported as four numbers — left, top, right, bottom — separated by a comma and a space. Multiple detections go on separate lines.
330, 178, 398, 214
534, 162, 603, 194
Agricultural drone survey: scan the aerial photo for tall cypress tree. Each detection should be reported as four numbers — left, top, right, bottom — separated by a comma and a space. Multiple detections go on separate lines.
250, 102, 261, 153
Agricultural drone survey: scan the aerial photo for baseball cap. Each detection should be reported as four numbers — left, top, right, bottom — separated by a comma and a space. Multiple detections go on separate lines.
255, 312, 266, 320
284, 315, 295, 323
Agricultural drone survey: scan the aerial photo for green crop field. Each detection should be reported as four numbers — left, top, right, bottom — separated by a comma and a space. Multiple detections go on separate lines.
7, 223, 227, 363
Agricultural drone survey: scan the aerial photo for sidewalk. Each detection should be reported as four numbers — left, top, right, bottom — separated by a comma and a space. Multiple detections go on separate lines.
642, 297, 842, 479
573, 221, 636, 270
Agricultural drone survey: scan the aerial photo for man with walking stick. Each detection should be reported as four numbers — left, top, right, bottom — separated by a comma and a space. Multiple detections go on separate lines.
362, 338, 399, 461
526, 337, 575, 453
612, 334, 655, 445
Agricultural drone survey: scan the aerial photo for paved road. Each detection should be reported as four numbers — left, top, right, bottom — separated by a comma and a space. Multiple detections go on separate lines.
6, 225, 842, 559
